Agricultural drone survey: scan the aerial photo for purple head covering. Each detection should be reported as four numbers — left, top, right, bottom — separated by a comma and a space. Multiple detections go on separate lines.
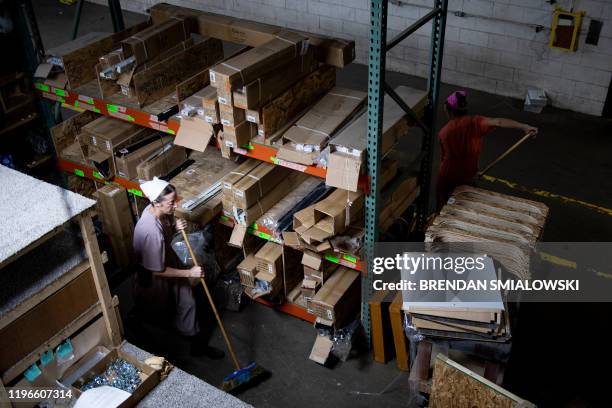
446, 90, 468, 110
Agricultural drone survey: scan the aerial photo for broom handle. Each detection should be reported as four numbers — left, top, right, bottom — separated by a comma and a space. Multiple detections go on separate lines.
180, 229, 242, 371
478, 131, 535, 178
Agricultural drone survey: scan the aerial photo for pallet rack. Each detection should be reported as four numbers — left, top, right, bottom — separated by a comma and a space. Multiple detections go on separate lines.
33, 3, 447, 336
363, 0, 448, 341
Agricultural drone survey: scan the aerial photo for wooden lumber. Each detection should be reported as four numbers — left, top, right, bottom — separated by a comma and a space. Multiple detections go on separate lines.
430, 354, 535, 408
389, 293, 410, 371
149, 3, 355, 68
408, 341, 432, 393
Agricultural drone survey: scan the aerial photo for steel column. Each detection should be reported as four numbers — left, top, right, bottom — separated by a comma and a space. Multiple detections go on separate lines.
363, 0, 388, 343
418, 0, 448, 230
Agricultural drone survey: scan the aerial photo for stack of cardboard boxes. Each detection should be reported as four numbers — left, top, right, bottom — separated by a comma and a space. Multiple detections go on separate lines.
96, 184, 134, 269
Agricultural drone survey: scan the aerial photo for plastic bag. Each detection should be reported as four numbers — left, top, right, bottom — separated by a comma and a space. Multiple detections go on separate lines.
171, 224, 221, 284
330, 318, 361, 362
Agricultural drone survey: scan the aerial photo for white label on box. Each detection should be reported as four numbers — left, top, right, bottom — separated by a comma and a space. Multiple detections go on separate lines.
234, 190, 244, 197
209, 72, 216, 83
218, 97, 228, 105
326, 309, 333, 320
106, 141, 111, 151
246, 115, 256, 123
91, 136, 97, 146
258, 129, 264, 137
278, 159, 307, 172
268, 264, 273, 273
225, 141, 235, 148
223, 182, 232, 190
205, 116, 213, 123
221, 119, 231, 126
197, 109, 205, 117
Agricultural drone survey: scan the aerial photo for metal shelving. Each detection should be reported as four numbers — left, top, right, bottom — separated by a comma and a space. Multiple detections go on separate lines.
362, 0, 448, 342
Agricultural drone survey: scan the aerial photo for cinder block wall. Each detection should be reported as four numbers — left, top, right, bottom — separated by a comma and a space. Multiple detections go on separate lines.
91, 0, 612, 116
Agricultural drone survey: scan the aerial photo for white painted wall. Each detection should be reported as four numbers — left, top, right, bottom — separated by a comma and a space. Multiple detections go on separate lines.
91, 0, 612, 116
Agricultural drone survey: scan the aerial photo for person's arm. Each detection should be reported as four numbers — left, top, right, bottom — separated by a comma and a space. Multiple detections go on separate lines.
483, 117, 538, 134
154, 265, 203, 279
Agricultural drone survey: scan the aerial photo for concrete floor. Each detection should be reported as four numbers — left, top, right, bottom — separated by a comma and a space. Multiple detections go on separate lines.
33, 1, 612, 407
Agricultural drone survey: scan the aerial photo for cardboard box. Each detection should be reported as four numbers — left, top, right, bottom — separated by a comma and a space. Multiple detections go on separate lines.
175, 116, 214, 152
231, 162, 289, 208
253, 270, 282, 298
201, 86, 220, 124
326, 86, 427, 191
136, 144, 187, 180
256, 64, 336, 139
302, 250, 322, 270
237, 254, 257, 288
309, 335, 333, 365
255, 241, 284, 276
209, 31, 305, 93
306, 264, 336, 285
64, 346, 160, 408
221, 159, 261, 194
96, 184, 134, 268
301, 277, 320, 299
232, 172, 307, 226
121, 17, 195, 65
232, 46, 318, 110
219, 104, 246, 127
310, 266, 360, 326
223, 121, 257, 148
276, 88, 366, 165
81, 116, 151, 153
369, 290, 397, 364
115, 136, 172, 180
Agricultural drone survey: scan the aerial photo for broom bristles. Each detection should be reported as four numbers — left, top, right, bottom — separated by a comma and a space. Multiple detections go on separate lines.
221, 362, 266, 392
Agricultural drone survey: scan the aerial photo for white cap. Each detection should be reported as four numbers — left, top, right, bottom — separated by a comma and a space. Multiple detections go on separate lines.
140, 177, 169, 202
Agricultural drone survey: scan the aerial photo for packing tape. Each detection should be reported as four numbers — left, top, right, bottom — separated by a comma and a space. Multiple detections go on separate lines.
328, 92, 363, 101
247, 173, 264, 197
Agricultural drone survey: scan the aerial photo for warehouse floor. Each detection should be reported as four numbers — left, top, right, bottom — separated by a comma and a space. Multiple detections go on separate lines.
35, 1, 612, 407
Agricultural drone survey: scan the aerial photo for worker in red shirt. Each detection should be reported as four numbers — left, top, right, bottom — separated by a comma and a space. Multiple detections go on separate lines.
436, 90, 538, 210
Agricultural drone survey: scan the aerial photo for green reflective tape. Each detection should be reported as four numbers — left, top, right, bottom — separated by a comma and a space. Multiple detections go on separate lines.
84, 97, 94, 104
35, 83, 50, 92
220, 215, 229, 222
257, 231, 271, 240
92, 107, 101, 113
54, 88, 67, 97
107, 104, 119, 112
74, 101, 79, 108
166, 129, 175, 135
245, 144, 254, 150
93, 171, 103, 180
128, 188, 143, 197
343, 255, 357, 263
57, 97, 65, 103
251, 223, 258, 230
325, 255, 339, 263
74, 169, 85, 177
271, 157, 280, 165
126, 115, 135, 122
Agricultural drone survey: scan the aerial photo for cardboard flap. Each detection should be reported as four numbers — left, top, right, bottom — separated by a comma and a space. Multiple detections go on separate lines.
315, 241, 331, 253
326, 152, 362, 192
89, 149, 112, 162
302, 250, 322, 270
175, 117, 214, 152
293, 206, 316, 230
282, 231, 303, 248
34, 63, 53, 79
228, 224, 248, 248
309, 335, 333, 365
302, 226, 334, 243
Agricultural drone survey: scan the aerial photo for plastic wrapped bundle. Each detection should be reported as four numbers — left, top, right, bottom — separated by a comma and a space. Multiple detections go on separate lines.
257, 177, 331, 238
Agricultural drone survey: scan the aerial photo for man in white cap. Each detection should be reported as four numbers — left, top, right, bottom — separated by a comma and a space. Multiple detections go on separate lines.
132, 177, 224, 359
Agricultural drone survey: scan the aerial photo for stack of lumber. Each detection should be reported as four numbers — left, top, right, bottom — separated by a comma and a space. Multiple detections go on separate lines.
426, 186, 549, 279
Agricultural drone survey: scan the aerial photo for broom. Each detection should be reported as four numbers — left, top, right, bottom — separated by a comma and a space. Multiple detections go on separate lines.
180, 229, 266, 392
477, 130, 536, 178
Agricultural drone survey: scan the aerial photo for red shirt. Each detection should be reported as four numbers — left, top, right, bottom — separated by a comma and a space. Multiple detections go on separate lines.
436, 115, 494, 208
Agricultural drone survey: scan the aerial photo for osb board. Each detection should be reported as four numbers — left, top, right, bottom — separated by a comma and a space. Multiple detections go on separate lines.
61, 20, 151, 89
261, 65, 335, 136
430, 354, 534, 408
170, 149, 240, 199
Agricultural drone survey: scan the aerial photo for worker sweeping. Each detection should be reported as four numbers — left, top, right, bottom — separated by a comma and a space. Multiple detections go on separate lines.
132, 177, 225, 359
436, 90, 538, 210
